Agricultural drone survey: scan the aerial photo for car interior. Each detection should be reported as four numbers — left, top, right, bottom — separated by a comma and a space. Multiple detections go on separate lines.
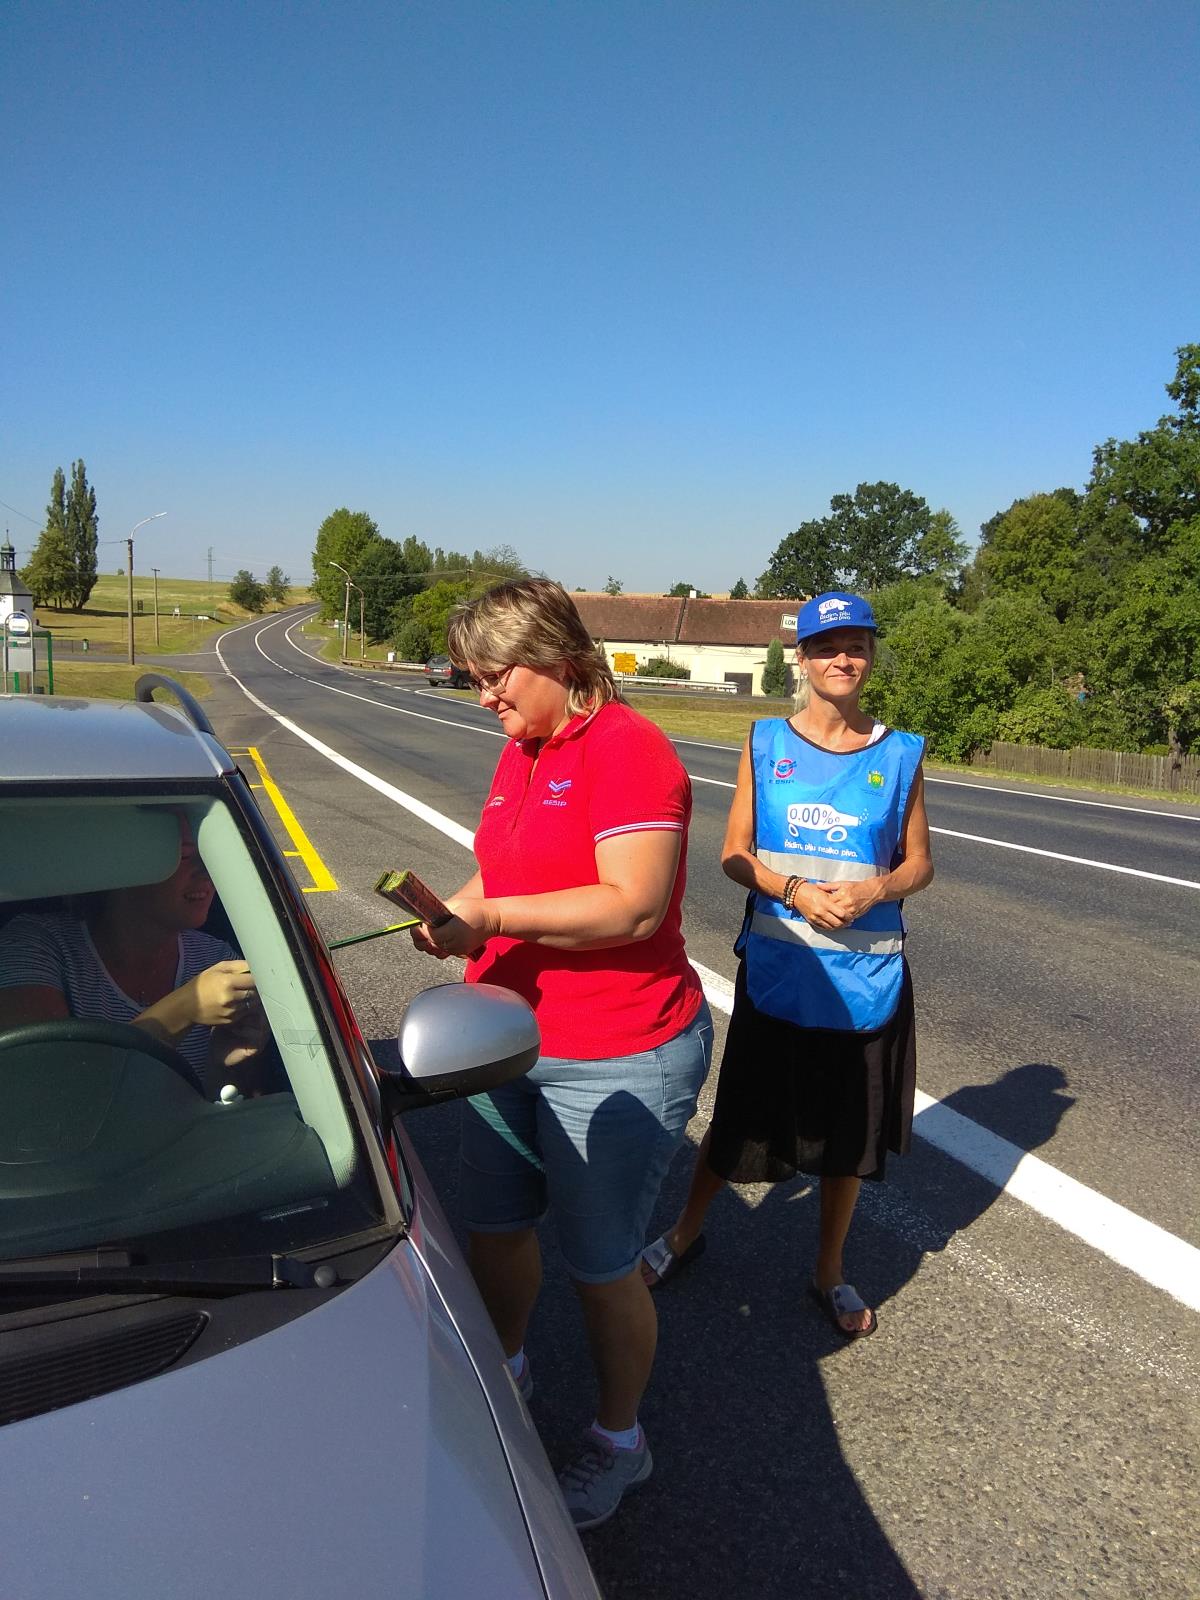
0, 794, 382, 1265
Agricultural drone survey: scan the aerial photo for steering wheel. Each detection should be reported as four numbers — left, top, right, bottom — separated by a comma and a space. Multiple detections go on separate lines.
0, 1019, 207, 1095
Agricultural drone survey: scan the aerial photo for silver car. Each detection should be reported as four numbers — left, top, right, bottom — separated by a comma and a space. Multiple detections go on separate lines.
0, 680, 601, 1600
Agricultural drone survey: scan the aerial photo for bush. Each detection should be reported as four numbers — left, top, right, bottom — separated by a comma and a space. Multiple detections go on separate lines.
229, 570, 267, 613
394, 619, 432, 663
637, 657, 690, 679
761, 637, 791, 696
996, 687, 1089, 749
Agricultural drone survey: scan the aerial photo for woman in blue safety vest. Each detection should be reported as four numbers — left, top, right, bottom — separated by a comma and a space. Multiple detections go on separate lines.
641, 591, 934, 1337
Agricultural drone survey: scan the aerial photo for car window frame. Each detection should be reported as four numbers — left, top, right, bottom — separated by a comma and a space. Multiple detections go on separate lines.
0, 773, 411, 1240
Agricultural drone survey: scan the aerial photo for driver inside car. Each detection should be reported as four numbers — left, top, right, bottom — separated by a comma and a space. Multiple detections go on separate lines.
0, 813, 266, 1096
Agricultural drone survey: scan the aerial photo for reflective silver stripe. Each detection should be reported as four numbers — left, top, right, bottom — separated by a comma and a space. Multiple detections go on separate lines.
750, 910, 903, 956
757, 850, 879, 883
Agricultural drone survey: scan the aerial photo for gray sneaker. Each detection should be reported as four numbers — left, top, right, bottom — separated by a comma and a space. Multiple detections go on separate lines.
558, 1428, 653, 1530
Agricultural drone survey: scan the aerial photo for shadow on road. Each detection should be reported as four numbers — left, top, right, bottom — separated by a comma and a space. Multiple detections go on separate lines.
381, 1042, 1075, 1600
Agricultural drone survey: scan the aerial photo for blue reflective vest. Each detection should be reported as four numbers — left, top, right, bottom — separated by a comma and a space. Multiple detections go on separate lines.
736, 720, 925, 1032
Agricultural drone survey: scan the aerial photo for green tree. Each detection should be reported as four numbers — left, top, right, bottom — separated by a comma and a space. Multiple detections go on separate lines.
1082, 518, 1200, 751
410, 579, 473, 654
761, 636, 791, 695
23, 469, 75, 607
395, 618, 433, 663
756, 518, 839, 597
63, 459, 99, 609
229, 570, 268, 612
913, 508, 969, 592
759, 483, 965, 598
729, 577, 749, 599
971, 491, 1083, 621
996, 687, 1089, 749
666, 581, 708, 598
355, 538, 426, 640
311, 509, 380, 616
427, 542, 525, 586
826, 482, 939, 590
603, 575, 623, 596
265, 565, 290, 603
1086, 344, 1200, 545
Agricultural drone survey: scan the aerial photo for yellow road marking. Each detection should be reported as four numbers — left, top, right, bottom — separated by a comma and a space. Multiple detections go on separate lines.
242, 746, 338, 893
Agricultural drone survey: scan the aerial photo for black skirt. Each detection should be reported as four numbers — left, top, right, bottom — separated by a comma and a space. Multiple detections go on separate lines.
707, 959, 917, 1185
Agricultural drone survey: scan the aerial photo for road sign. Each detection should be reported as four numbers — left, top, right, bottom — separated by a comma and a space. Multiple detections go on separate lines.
4, 610, 35, 683
613, 651, 637, 673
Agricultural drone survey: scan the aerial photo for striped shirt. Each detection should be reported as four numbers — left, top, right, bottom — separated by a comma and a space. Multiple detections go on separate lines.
0, 912, 235, 1088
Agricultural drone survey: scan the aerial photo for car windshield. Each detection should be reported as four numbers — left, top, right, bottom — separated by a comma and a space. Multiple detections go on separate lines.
0, 791, 385, 1270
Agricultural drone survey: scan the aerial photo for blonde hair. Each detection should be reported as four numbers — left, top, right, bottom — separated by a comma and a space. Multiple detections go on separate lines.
447, 578, 618, 718
793, 630, 876, 711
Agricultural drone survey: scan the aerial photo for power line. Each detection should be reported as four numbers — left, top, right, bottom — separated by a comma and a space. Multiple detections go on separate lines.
0, 497, 41, 525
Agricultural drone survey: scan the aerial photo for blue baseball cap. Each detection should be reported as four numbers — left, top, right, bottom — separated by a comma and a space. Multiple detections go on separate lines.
794, 591, 877, 641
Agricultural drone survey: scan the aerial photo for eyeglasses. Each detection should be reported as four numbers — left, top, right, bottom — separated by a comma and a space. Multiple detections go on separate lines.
471, 664, 517, 696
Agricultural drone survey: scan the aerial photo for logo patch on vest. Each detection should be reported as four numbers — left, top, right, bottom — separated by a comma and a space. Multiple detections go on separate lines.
867, 770, 884, 789
786, 802, 859, 844
771, 758, 796, 780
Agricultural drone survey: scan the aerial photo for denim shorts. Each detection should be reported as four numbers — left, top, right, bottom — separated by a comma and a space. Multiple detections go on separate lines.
459, 1003, 714, 1284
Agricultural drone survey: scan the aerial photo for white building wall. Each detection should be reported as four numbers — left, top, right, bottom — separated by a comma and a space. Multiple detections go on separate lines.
599, 638, 784, 692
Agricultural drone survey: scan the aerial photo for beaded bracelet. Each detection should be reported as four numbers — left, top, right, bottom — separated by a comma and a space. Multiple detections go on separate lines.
781, 874, 803, 911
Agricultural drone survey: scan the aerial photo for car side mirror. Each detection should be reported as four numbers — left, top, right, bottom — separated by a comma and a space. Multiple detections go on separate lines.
383, 982, 539, 1113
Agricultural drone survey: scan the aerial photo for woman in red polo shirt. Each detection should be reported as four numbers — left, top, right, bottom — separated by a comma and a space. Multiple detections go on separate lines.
410, 578, 712, 1531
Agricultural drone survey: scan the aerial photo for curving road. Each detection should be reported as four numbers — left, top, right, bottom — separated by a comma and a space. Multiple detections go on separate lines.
194, 608, 1199, 1600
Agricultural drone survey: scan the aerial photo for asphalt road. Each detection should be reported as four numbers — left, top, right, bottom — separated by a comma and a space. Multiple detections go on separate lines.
186, 610, 1199, 1600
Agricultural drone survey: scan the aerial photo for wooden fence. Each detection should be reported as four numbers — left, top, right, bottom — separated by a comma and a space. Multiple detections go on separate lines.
969, 740, 1200, 796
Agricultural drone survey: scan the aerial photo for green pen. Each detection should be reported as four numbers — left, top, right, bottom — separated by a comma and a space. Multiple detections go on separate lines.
327, 917, 420, 950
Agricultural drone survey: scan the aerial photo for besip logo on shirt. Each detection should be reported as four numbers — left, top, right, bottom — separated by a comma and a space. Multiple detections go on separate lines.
544, 777, 572, 808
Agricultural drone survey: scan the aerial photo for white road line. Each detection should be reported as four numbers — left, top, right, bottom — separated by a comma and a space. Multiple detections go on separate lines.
932, 826, 1200, 890
217, 618, 1200, 1312
924, 773, 1200, 821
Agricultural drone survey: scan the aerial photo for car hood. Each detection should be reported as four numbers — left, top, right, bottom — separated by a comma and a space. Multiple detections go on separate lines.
0, 1242, 550, 1600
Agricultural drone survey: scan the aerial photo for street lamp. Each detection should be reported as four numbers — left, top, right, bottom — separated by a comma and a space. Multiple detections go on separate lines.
126, 512, 168, 665
327, 560, 365, 661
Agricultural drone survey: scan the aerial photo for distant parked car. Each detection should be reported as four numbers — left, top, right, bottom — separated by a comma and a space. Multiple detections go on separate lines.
425, 654, 472, 688
0, 678, 601, 1600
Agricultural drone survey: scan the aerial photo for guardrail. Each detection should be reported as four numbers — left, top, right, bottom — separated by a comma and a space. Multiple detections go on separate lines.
616, 673, 738, 694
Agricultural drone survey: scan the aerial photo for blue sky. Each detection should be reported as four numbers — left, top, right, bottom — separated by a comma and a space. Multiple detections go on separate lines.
3, 1, 1197, 594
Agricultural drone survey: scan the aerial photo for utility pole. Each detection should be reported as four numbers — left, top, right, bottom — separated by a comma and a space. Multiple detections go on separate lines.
126, 538, 135, 664
152, 567, 161, 646
125, 513, 167, 666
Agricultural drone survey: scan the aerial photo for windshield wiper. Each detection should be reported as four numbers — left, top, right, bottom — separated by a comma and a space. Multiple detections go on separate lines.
0, 1246, 339, 1295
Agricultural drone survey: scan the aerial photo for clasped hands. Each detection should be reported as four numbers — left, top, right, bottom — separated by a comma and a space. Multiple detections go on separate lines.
793, 878, 884, 930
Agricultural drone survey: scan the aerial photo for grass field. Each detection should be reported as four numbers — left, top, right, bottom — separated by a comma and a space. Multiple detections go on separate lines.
31, 575, 310, 657
27, 663, 215, 701
299, 617, 400, 665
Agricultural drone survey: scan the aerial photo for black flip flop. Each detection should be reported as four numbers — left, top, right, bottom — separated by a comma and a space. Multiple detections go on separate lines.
641, 1232, 706, 1289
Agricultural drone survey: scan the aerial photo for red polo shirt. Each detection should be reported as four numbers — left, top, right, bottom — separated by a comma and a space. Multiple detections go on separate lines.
467, 699, 703, 1059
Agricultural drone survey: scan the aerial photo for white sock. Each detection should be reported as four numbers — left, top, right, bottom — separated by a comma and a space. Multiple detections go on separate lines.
591, 1419, 641, 1451
505, 1349, 526, 1379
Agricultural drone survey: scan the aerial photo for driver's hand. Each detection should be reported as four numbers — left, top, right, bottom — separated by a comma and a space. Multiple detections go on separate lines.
187, 960, 257, 1026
